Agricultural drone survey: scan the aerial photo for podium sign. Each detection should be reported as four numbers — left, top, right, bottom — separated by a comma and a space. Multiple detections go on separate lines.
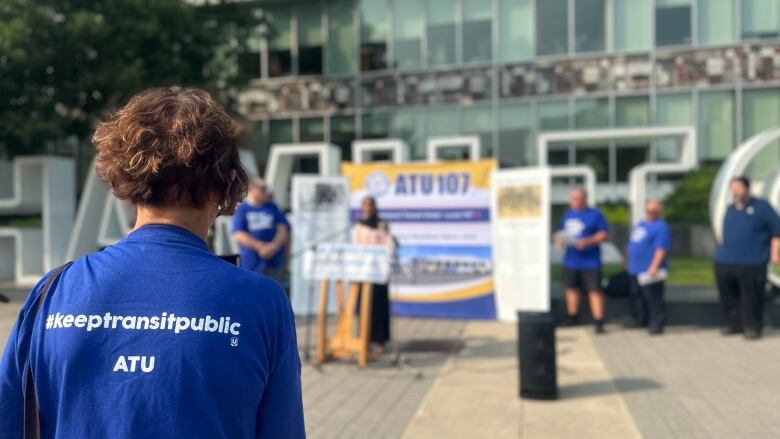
303, 243, 391, 284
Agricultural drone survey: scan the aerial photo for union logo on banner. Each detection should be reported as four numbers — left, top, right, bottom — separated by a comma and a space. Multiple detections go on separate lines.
365, 171, 391, 197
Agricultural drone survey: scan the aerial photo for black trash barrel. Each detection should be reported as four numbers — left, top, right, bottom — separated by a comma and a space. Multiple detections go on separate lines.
517, 312, 557, 400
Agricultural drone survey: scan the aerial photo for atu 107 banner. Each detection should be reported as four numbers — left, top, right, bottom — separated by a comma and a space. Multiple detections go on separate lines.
342, 160, 496, 320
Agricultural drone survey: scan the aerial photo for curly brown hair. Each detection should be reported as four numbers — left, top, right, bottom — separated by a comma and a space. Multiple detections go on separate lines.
93, 87, 248, 214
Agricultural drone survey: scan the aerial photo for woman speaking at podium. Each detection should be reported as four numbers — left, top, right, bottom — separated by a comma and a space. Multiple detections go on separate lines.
353, 196, 392, 355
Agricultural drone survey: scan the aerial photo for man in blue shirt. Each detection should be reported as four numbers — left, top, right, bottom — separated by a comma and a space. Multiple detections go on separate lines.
557, 188, 609, 333
627, 199, 672, 335
714, 177, 780, 340
233, 178, 290, 284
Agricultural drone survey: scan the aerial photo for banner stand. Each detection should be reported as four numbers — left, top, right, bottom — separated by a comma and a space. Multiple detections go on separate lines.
315, 280, 374, 368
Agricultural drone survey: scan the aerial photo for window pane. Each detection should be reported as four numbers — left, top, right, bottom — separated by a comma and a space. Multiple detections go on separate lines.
428, 108, 460, 136
613, 0, 651, 51
246, 122, 266, 167
575, 98, 609, 129
268, 119, 294, 156
615, 96, 650, 127
573, 98, 608, 181
362, 113, 390, 139
614, 96, 650, 179
698, 91, 735, 160
538, 100, 570, 167
698, 0, 736, 45
655, 0, 691, 46
549, 148, 569, 165
538, 100, 570, 130
655, 93, 692, 161
576, 147, 610, 182
328, 0, 358, 74
394, 0, 423, 69
462, 106, 494, 158
741, 0, 780, 40
742, 88, 780, 179
429, 108, 474, 160
575, 0, 605, 53
536, 0, 568, 55
299, 3, 324, 75
616, 146, 649, 182
330, 115, 357, 161
360, 0, 388, 71
499, 0, 534, 61
240, 24, 262, 78
463, 0, 493, 63
498, 104, 533, 166
300, 117, 325, 142
427, 0, 457, 66
268, 8, 293, 76
392, 110, 427, 159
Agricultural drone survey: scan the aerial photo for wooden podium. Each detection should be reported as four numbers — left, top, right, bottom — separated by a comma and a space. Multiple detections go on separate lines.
314, 279, 374, 368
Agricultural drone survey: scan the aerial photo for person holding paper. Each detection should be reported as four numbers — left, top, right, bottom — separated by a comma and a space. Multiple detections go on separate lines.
558, 188, 609, 333
714, 177, 780, 340
627, 199, 671, 335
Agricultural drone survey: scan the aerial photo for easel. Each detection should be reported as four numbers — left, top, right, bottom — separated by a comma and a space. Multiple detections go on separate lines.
315, 279, 374, 368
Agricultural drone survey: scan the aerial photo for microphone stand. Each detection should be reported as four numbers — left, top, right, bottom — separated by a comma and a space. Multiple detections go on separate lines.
387, 237, 423, 380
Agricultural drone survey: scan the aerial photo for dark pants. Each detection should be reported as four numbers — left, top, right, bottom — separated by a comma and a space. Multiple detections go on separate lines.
630, 277, 666, 330
715, 263, 767, 332
356, 283, 391, 346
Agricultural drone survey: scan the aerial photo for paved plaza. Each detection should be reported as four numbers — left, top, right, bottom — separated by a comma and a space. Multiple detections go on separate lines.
3, 293, 780, 438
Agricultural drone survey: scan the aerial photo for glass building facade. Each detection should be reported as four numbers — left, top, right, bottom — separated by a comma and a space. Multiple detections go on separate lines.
239, 0, 780, 193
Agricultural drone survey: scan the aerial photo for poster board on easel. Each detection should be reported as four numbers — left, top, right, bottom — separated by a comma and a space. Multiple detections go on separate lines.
491, 167, 551, 322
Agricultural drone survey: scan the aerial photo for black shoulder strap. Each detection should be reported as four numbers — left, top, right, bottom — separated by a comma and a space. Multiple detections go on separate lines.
23, 262, 72, 439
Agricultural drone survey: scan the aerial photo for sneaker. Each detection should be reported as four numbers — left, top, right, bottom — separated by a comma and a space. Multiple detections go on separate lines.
594, 320, 606, 334
648, 326, 664, 335
743, 329, 761, 340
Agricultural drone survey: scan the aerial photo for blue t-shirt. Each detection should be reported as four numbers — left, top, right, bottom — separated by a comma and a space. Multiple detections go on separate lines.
715, 198, 780, 265
628, 219, 671, 275
560, 208, 609, 270
0, 225, 304, 438
232, 201, 288, 271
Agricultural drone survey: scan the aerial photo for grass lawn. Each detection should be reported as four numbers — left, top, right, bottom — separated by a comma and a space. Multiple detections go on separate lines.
551, 257, 715, 286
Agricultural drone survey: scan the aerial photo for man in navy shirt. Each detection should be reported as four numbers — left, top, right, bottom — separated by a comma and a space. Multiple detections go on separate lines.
233, 178, 290, 284
714, 177, 780, 340
627, 199, 672, 335
0, 88, 305, 437
557, 188, 610, 333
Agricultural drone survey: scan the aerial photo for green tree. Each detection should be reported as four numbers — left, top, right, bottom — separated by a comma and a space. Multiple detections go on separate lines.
663, 165, 719, 224
0, 0, 263, 158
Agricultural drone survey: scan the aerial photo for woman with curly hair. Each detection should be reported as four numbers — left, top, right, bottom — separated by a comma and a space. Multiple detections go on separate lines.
0, 88, 305, 438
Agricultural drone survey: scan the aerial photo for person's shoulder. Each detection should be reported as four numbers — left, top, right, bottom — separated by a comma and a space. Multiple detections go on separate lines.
591, 207, 607, 219
234, 201, 250, 213
752, 198, 774, 211
265, 201, 283, 213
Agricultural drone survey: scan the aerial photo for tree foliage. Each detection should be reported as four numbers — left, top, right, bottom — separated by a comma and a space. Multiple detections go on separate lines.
663, 165, 720, 224
0, 0, 262, 157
